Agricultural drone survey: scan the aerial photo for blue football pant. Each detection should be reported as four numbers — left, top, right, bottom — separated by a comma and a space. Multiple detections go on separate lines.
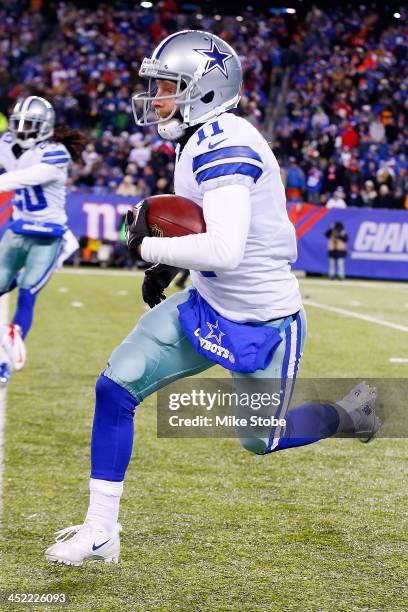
90, 289, 341, 481
0, 229, 63, 337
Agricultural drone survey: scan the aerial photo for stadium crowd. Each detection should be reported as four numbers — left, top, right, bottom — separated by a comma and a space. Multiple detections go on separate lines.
0, 1, 406, 210
1, 1, 285, 197
276, 5, 407, 209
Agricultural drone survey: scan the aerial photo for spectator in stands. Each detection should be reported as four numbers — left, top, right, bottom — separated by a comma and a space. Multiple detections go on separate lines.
323, 162, 345, 195
326, 188, 347, 209
0, 1, 405, 211
285, 157, 305, 201
275, 4, 407, 211
361, 180, 378, 207
116, 175, 139, 197
347, 184, 364, 208
306, 165, 324, 204
369, 115, 386, 143
377, 166, 395, 191
376, 185, 395, 209
129, 140, 151, 168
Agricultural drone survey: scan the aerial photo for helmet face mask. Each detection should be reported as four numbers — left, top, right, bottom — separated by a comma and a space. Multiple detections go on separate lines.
9, 96, 55, 149
132, 63, 205, 128
132, 30, 242, 137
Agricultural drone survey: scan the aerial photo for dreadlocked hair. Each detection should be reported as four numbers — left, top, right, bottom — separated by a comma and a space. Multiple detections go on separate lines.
52, 125, 87, 162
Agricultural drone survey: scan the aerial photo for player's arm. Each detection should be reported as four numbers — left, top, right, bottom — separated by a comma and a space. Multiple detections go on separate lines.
137, 184, 251, 271
0, 163, 64, 193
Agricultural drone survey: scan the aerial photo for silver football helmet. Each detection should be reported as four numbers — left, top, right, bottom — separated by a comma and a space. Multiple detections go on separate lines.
132, 30, 242, 139
9, 96, 55, 149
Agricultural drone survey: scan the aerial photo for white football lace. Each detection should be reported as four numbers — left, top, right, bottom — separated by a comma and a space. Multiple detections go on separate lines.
54, 524, 84, 542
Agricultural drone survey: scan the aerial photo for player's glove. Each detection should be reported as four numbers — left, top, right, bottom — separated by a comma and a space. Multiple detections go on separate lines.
142, 263, 180, 309
125, 200, 149, 257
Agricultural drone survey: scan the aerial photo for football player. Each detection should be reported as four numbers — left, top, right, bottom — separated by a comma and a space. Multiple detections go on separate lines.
46, 31, 380, 565
0, 96, 85, 384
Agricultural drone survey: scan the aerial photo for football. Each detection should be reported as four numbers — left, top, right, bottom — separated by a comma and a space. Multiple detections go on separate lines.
145, 194, 206, 238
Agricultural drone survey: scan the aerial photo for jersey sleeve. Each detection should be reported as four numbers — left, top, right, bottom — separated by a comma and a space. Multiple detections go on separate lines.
141, 184, 250, 271
0, 163, 63, 192
39, 142, 71, 168
0, 131, 14, 146
191, 135, 264, 193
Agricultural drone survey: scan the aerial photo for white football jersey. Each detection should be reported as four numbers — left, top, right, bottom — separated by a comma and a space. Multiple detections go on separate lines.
174, 112, 302, 321
0, 132, 70, 225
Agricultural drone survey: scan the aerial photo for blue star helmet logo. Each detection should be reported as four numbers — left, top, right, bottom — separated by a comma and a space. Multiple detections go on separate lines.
194, 39, 233, 79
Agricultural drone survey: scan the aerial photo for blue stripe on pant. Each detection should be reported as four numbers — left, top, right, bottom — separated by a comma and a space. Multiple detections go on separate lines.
231, 310, 306, 455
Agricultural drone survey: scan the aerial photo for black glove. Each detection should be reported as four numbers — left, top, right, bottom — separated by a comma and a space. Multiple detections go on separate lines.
142, 263, 180, 308
125, 200, 149, 257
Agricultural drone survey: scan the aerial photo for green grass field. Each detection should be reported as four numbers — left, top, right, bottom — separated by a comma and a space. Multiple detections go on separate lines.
1, 271, 407, 611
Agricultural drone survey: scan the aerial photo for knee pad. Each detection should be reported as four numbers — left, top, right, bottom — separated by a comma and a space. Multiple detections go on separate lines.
105, 321, 172, 399
107, 342, 149, 386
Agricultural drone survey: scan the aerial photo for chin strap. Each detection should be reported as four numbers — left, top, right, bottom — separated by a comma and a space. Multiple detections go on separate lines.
158, 118, 186, 140
17, 137, 37, 150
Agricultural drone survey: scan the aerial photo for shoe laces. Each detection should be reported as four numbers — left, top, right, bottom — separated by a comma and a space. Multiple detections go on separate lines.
54, 522, 121, 543
54, 524, 87, 543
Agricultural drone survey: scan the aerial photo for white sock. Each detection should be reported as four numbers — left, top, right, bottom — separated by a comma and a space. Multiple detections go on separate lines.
0, 352, 11, 367
0, 326, 11, 363
85, 478, 124, 533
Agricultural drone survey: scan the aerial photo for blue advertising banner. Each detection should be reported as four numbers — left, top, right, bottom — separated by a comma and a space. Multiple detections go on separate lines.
0, 192, 141, 241
65, 193, 142, 240
288, 203, 408, 281
0, 192, 406, 280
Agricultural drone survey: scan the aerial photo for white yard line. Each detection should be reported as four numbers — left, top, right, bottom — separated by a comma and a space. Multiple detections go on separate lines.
303, 299, 408, 333
299, 278, 408, 291
0, 293, 9, 514
389, 358, 408, 364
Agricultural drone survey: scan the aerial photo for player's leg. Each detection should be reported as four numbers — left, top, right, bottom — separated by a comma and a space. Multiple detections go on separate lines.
234, 309, 379, 455
89, 288, 213, 483
0, 278, 18, 298
232, 309, 307, 454
328, 256, 335, 279
0, 230, 27, 293
337, 256, 345, 280
15, 236, 63, 338
0, 231, 29, 384
45, 289, 213, 565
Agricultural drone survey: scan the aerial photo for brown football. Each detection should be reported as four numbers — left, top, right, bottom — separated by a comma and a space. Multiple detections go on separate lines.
145, 194, 206, 238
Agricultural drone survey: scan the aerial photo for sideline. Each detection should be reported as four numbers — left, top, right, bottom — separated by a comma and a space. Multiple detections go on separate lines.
303, 299, 408, 333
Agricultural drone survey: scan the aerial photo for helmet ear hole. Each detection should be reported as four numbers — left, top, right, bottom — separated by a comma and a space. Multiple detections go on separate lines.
201, 91, 214, 104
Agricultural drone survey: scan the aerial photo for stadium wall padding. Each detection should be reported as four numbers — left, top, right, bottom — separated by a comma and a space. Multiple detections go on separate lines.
288, 203, 408, 281
0, 192, 407, 280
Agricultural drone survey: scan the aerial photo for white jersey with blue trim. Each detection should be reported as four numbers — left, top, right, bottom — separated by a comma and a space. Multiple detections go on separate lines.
173, 112, 302, 321
0, 132, 70, 225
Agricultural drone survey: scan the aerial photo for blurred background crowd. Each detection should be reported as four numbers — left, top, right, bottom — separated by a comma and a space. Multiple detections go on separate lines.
0, 1, 406, 210
275, 5, 407, 210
